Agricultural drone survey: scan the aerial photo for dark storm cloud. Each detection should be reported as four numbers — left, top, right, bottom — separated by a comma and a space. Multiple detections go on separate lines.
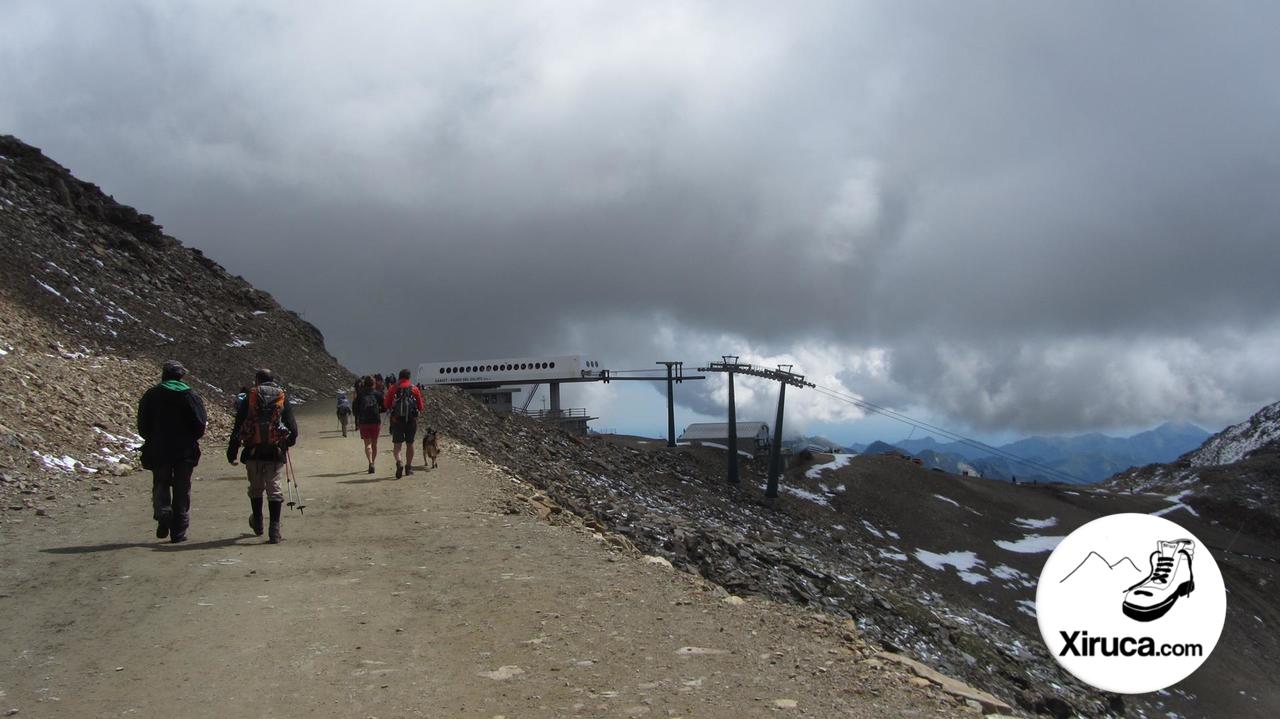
3, 1, 1279, 434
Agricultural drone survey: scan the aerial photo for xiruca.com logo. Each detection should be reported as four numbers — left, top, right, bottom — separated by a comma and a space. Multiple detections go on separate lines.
1036, 513, 1226, 694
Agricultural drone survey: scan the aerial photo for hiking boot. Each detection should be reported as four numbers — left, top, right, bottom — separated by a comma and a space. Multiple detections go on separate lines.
249, 497, 264, 536
368, 462, 375, 474
169, 533, 187, 544
395, 462, 403, 479
267, 500, 283, 544
1123, 539, 1195, 622
405, 465, 414, 476
156, 510, 171, 539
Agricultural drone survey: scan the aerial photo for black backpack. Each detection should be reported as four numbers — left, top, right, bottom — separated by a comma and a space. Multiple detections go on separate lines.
356, 391, 381, 424
392, 385, 418, 423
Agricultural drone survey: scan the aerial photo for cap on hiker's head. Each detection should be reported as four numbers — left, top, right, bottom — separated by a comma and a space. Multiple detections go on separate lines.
162, 360, 186, 379
399, 368, 411, 380
255, 368, 274, 384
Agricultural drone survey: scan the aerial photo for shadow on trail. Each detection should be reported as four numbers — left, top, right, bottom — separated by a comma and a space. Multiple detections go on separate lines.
338, 476, 399, 485
314, 470, 372, 478
42, 535, 250, 555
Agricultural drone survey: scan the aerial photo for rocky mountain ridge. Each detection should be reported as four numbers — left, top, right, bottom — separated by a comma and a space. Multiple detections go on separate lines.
1107, 400, 1280, 540
1181, 400, 1280, 468
0, 135, 353, 509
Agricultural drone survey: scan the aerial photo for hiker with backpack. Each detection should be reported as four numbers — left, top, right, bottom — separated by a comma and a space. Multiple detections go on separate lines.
383, 368, 425, 478
227, 368, 298, 544
354, 375, 384, 474
336, 391, 352, 436
137, 360, 208, 543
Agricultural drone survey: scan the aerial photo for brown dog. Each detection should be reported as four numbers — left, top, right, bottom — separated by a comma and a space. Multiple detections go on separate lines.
421, 428, 440, 469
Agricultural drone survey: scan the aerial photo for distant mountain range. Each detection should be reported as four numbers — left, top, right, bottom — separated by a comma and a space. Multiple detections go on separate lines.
787, 422, 1212, 484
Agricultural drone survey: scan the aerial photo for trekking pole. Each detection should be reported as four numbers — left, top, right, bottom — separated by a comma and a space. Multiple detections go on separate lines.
285, 450, 305, 515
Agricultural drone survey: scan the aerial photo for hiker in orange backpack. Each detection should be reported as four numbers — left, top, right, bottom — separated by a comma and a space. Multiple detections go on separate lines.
227, 368, 298, 543
383, 368, 424, 478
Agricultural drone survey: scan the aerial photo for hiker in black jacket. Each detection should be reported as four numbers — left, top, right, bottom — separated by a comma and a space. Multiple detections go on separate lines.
227, 368, 298, 544
137, 360, 207, 543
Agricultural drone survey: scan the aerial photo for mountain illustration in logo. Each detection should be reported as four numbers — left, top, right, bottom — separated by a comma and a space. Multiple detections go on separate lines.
1121, 539, 1196, 623
1059, 551, 1145, 586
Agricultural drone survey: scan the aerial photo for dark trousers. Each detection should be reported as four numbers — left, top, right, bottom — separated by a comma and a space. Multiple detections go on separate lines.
151, 463, 194, 534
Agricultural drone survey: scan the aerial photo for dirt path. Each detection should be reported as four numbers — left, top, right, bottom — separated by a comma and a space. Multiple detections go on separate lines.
1, 406, 968, 718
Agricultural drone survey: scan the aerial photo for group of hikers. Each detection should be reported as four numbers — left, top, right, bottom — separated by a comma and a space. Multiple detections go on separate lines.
136, 361, 426, 545
337, 369, 425, 478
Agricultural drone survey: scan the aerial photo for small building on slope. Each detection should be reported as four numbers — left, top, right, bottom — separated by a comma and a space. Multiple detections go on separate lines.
678, 422, 771, 457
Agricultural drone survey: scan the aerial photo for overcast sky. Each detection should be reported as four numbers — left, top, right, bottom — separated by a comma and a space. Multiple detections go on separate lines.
4, 1, 1279, 443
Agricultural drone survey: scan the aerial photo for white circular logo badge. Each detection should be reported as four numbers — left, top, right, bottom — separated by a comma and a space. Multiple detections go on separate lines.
1036, 513, 1225, 694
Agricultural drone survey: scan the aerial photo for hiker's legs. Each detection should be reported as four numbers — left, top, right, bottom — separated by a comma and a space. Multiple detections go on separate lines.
169, 463, 193, 539
404, 422, 417, 467
362, 437, 374, 463
392, 441, 403, 464
247, 461, 285, 542
246, 460, 285, 503
151, 465, 173, 522
267, 496, 283, 543
151, 464, 174, 538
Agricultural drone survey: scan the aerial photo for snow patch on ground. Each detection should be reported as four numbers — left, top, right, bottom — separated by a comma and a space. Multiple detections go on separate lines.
805, 453, 853, 479
226, 338, 252, 348
697, 441, 754, 458
1152, 488, 1200, 518
1013, 516, 1058, 530
995, 534, 1065, 553
780, 484, 831, 508
914, 549, 987, 584
933, 494, 960, 507
861, 520, 884, 539
33, 451, 82, 472
878, 548, 908, 562
1016, 599, 1037, 618
33, 277, 68, 301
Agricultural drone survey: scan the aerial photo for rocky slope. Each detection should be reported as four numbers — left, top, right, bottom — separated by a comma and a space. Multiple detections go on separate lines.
425, 386, 1279, 719
1182, 400, 1280, 468
0, 135, 353, 509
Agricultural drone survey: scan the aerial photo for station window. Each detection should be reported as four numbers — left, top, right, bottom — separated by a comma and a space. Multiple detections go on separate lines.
549, 362, 555, 369
438, 368, 444, 374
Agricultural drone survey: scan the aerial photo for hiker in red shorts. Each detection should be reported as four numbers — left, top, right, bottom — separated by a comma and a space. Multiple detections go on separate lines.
354, 375, 384, 474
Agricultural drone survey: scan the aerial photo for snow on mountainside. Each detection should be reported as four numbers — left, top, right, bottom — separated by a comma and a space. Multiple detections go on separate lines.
1182, 399, 1280, 467
1107, 400, 1280, 542
0, 135, 353, 510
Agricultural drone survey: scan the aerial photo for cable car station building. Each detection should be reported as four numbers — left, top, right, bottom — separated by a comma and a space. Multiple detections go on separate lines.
417, 355, 604, 435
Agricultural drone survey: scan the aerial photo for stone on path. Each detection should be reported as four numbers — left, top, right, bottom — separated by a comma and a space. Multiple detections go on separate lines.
675, 646, 727, 656
478, 665, 524, 680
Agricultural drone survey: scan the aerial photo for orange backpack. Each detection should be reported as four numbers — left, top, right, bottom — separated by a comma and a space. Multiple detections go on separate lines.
239, 385, 288, 447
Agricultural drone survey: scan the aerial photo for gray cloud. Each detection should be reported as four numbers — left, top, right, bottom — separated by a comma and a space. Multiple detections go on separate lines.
4, 1, 1279, 436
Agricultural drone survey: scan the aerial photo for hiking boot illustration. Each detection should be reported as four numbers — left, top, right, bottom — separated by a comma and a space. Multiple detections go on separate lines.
1122, 539, 1195, 622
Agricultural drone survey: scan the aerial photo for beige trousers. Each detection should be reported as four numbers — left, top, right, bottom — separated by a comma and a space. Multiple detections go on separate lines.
245, 460, 285, 501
